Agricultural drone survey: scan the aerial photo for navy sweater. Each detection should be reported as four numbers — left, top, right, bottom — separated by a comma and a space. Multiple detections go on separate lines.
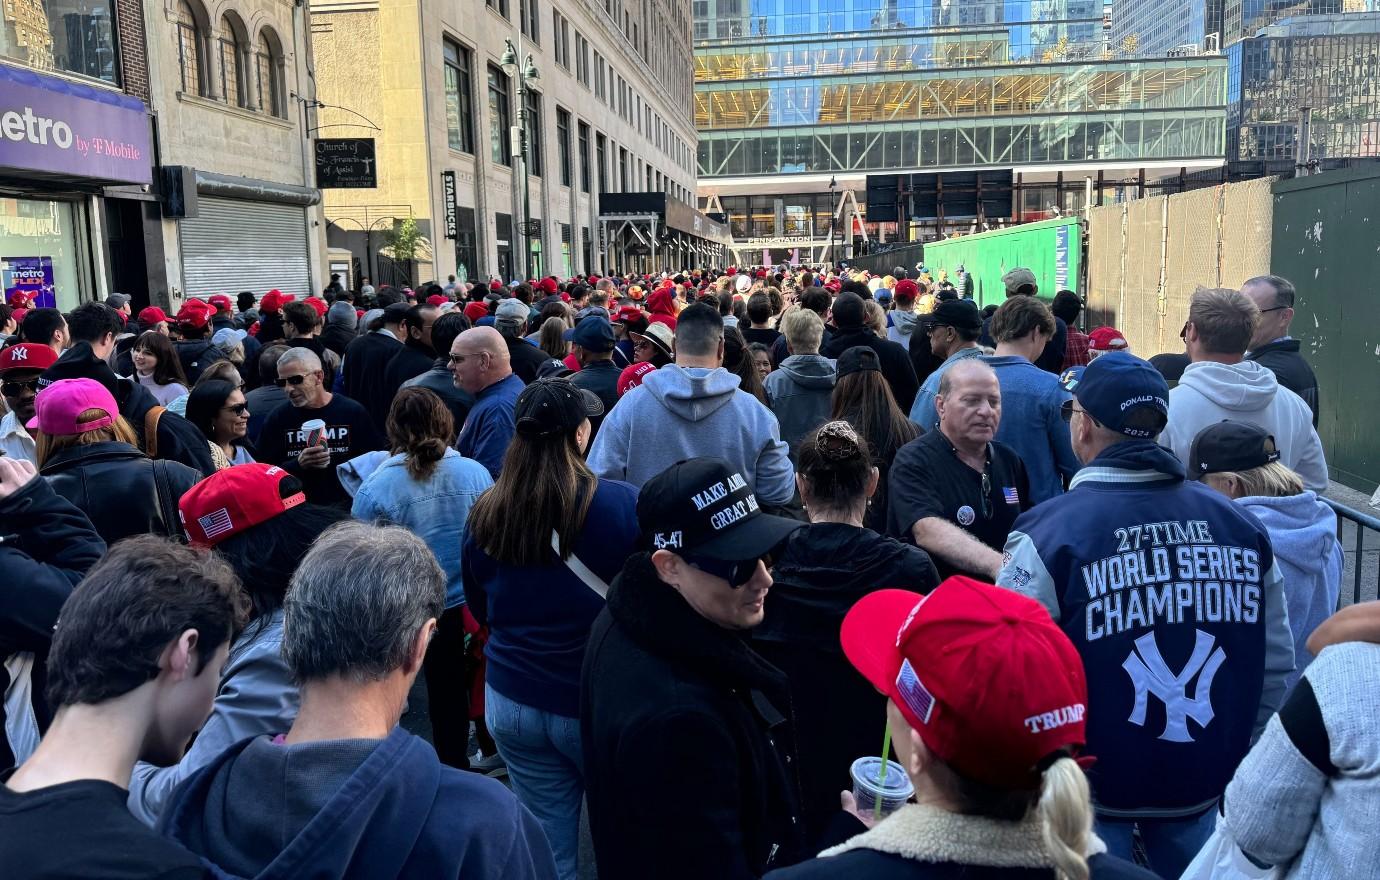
462, 479, 640, 717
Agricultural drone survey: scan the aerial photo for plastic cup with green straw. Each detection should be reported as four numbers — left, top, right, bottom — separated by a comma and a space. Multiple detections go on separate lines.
873, 725, 892, 821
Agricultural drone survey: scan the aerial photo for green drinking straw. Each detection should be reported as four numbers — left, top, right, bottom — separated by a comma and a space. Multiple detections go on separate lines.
873, 726, 892, 821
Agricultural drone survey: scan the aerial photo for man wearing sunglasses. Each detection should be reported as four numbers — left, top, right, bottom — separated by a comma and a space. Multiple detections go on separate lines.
255, 347, 383, 508
582, 457, 807, 880
0, 343, 58, 464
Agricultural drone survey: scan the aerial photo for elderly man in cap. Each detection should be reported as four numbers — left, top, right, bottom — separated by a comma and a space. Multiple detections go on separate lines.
0, 343, 58, 463
583, 457, 806, 880
907, 298, 984, 430
997, 351, 1293, 877
495, 297, 549, 384
567, 314, 620, 438
979, 267, 1067, 374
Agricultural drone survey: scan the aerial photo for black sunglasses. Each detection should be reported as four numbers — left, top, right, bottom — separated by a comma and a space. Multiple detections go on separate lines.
274, 374, 311, 387
222, 402, 248, 415
1, 378, 40, 397
683, 552, 773, 588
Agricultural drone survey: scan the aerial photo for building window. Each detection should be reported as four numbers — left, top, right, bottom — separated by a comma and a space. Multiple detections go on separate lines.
488, 65, 512, 165
443, 39, 474, 153
596, 133, 607, 193
578, 121, 591, 192
486, 0, 509, 18
255, 31, 283, 117
560, 223, 572, 277
581, 226, 592, 275
496, 212, 513, 280
520, 0, 539, 42
575, 33, 589, 85
177, 1, 204, 95
1, 0, 120, 82
455, 207, 477, 281
219, 16, 245, 107
525, 89, 543, 177
594, 53, 605, 100
556, 107, 572, 187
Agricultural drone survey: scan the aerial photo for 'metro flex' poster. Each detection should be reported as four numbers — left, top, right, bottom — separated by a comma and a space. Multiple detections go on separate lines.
2, 256, 56, 308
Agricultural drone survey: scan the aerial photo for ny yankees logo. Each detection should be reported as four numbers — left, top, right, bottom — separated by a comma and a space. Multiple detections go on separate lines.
9, 346, 27, 362
1122, 629, 1225, 743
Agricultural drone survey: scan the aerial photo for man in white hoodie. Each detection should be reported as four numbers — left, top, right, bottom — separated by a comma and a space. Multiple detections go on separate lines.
1160, 286, 1327, 491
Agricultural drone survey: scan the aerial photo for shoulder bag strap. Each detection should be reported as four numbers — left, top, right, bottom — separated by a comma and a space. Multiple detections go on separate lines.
551, 530, 609, 599
150, 460, 182, 540
143, 405, 166, 459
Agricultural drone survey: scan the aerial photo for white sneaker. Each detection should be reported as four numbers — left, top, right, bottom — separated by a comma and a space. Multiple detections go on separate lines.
469, 750, 507, 777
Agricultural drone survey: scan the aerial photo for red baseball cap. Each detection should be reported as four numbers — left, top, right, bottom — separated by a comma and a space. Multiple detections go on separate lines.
536, 277, 558, 295
10, 307, 26, 323
7, 291, 35, 309
260, 290, 295, 313
617, 361, 657, 396
303, 296, 329, 318
138, 306, 169, 326
427, 294, 446, 307
26, 378, 119, 433
841, 577, 1088, 790
0, 342, 58, 375
175, 299, 214, 329
1088, 326, 1129, 352
179, 463, 307, 547
463, 301, 489, 323
208, 294, 232, 312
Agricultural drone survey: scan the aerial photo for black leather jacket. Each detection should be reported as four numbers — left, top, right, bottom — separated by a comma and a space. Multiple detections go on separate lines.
41, 441, 202, 546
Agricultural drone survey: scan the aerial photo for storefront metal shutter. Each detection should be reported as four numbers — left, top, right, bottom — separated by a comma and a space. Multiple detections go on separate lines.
179, 197, 311, 299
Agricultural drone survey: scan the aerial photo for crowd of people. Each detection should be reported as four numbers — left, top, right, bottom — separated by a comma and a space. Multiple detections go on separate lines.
0, 263, 1370, 880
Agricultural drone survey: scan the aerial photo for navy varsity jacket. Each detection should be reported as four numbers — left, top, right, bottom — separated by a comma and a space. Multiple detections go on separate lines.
997, 440, 1294, 818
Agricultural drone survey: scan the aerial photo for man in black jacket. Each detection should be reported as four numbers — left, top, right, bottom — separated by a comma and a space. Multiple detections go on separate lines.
495, 298, 549, 384
0, 455, 105, 770
381, 304, 439, 405
172, 300, 228, 384
821, 292, 919, 413
1243, 274, 1319, 426
401, 312, 474, 431
582, 458, 806, 880
341, 301, 407, 433
567, 315, 620, 439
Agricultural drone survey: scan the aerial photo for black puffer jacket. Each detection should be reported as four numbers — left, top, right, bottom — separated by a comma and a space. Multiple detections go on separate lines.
1248, 338, 1320, 426
582, 552, 807, 880
41, 441, 202, 546
0, 475, 105, 769
753, 523, 938, 841
821, 327, 919, 413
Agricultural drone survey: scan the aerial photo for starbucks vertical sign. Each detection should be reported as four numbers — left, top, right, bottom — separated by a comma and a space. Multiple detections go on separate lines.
442, 171, 457, 240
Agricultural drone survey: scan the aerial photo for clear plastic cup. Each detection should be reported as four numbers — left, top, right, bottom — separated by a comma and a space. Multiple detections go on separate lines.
850, 757, 913, 817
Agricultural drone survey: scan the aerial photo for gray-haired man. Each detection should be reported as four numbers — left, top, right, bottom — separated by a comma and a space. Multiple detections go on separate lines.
255, 347, 384, 507
160, 522, 558, 878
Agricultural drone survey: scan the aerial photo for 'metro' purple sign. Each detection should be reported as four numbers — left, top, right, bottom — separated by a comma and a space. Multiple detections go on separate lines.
0, 61, 152, 186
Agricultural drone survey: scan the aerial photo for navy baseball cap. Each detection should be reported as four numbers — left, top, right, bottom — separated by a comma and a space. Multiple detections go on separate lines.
1059, 351, 1168, 438
564, 315, 615, 352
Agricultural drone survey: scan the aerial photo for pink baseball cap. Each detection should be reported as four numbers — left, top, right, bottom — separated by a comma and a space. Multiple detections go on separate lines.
27, 378, 119, 434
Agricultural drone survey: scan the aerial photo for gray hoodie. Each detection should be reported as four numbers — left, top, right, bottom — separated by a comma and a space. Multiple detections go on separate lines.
764, 354, 837, 456
1160, 360, 1328, 492
587, 364, 796, 505
886, 309, 921, 345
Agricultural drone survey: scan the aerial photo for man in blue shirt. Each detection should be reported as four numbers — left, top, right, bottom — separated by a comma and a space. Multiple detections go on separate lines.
908, 299, 984, 430
450, 326, 524, 479
983, 296, 1080, 504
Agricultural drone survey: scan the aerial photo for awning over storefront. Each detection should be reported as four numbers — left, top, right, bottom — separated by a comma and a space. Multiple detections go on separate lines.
0, 61, 152, 187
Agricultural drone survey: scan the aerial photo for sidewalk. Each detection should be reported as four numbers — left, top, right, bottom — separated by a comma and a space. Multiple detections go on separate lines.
1323, 481, 1380, 606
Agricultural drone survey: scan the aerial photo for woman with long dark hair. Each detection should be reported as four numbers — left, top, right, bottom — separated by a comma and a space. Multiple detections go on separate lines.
130, 330, 189, 406
126, 463, 349, 825
830, 346, 920, 532
463, 377, 640, 880
352, 387, 493, 768
184, 379, 254, 468
753, 421, 938, 840
724, 325, 768, 405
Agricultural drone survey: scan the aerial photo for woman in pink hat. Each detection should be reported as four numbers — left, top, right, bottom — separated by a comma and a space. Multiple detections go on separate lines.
32, 378, 202, 545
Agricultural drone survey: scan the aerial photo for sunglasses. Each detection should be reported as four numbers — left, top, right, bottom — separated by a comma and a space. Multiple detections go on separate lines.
222, 403, 248, 415
980, 470, 993, 520
683, 552, 773, 588
274, 374, 312, 387
1060, 399, 1101, 428
1, 378, 40, 397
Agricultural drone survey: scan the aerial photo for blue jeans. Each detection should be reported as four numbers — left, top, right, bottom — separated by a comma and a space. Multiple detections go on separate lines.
485, 684, 584, 880
1097, 807, 1216, 879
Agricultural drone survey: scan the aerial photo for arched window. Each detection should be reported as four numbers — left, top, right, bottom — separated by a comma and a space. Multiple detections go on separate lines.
219, 15, 246, 107
176, 1, 204, 96
256, 31, 283, 117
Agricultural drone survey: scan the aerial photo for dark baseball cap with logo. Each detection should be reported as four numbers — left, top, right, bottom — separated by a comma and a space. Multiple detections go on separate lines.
513, 377, 602, 438
638, 457, 802, 564
921, 299, 983, 333
1188, 420, 1280, 478
1059, 351, 1168, 439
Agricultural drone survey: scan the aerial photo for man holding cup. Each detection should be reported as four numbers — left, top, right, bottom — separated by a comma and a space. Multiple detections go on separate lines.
256, 347, 383, 508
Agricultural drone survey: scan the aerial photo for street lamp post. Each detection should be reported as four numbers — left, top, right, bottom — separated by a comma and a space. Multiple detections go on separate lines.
501, 39, 539, 280
827, 175, 837, 268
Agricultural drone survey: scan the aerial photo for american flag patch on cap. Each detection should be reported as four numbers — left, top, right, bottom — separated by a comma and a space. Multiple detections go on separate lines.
198, 508, 235, 540
896, 659, 935, 724
1003, 486, 1020, 505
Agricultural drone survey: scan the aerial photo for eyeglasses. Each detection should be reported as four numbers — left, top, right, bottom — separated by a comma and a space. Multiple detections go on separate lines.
1258, 306, 1289, 314
980, 469, 993, 520
274, 374, 312, 387
1, 378, 40, 397
683, 552, 773, 588
448, 352, 479, 366
1060, 399, 1101, 428
222, 403, 248, 415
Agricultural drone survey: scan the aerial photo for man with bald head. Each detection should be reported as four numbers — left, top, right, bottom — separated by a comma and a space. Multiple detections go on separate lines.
256, 346, 384, 507
888, 358, 1030, 579
450, 326, 524, 478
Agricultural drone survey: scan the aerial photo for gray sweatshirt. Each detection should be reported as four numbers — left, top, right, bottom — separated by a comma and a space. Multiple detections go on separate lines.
764, 354, 836, 456
1223, 641, 1380, 878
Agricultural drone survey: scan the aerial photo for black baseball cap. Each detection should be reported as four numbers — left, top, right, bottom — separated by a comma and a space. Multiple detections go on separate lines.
638, 458, 802, 562
922, 299, 982, 333
836, 346, 881, 379
513, 377, 602, 437
536, 358, 573, 379
1188, 420, 1280, 479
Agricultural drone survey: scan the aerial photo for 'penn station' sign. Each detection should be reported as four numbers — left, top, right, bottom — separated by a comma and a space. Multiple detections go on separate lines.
0, 60, 152, 186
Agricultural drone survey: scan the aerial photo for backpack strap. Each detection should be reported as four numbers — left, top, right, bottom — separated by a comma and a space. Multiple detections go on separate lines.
150, 459, 182, 540
143, 405, 165, 459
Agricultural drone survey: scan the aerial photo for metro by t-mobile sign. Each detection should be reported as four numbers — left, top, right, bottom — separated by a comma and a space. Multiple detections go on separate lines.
0, 61, 152, 186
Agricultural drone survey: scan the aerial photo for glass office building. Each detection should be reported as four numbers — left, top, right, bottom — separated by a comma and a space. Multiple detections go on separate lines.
693, 0, 1229, 257
1227, 12, 1380, 161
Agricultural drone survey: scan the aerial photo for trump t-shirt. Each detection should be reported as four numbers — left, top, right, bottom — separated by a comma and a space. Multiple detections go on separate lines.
256, 394, 384, 507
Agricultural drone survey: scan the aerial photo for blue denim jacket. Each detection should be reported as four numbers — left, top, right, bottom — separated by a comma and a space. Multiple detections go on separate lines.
352, 449, 494, 606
